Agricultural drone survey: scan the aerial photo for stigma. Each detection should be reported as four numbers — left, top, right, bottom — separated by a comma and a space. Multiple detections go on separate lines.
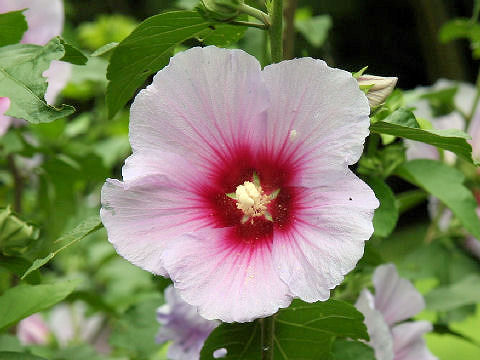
234, 181, 271, 223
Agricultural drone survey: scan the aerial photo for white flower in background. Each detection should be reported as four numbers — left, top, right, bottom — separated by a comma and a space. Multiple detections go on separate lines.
0, 0, 71, 135
406, 80, 480, 258
405, 79, 479, 162
355, 264, 437, 360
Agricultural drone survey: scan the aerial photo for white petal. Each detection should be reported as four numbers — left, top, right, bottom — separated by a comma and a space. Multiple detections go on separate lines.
391, 321, 437, 360
273, 169, 378, 301
261, 57, 370, 170
101, 155, 212, 277
129, 46, 269, 168
162, 228, 292, 323
373, 264, 425, 326
355, 289, 394, 360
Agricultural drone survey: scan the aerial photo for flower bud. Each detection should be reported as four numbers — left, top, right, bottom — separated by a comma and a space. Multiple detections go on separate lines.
357, 75, 398, 107
200, 0, 242, 21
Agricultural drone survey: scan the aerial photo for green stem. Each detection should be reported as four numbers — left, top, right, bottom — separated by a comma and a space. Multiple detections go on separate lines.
261, 316, 275, 360
238, 3, 271, 26
7, 154, 23, 213
283, 0, 298, 59
268, 0, 284, 63
424, 201, 446, 243
229, 20, 267, 29
466, 69, 480, 129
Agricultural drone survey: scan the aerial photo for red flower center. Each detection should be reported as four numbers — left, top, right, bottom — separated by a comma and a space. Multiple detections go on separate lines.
203, 145, 299, 246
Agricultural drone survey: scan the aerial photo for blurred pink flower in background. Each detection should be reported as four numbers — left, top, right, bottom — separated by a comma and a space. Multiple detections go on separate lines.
17, 313, 50, 346
156, 285, 221, 360
0, 0, 71, 135
16, 301, 108, 353
101, 46, 378, 322
355, 264, 437, 360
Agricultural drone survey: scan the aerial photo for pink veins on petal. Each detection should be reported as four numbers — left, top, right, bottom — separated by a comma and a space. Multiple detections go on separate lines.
101, 46, 378, 322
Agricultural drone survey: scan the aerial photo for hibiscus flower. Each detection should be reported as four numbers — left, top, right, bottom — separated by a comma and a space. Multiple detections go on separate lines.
355, 264, 437, 360
101, 46, 378, 322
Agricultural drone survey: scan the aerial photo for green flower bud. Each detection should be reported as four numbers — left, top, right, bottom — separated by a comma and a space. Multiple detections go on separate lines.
200, 0, 242, 21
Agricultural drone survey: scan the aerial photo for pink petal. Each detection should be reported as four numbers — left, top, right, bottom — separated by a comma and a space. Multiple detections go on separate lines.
273, 169, 378, 301
261, 58, 370, 172
101, 157, 212, 276
156, 285, 218, 360
373, 264, 425, 326
129, 46, 269, 169
0, 0, 64, 46
16, 314, 50, 345
43, 60, 71, 105
355, 289, 394, 360
391, 321, 437, 360
161, 227, 292, 323
0, 97, 12, 136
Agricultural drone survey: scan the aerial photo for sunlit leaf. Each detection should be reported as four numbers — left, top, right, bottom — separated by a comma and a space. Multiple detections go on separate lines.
425, 275, 480, 311
396, 160, 480, 239
106, 10, 248, 118
0, 280, 80, 330
0, 38, 75, 123
21, 216, 103, 279
0, 352, 47, 360
370, 109, 477, 165
0, 206, 39, 256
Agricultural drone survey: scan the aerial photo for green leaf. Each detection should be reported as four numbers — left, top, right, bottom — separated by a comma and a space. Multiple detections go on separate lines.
475, 0, 480, 21
21, 216, 103, 279
106, 10, 244, 118
0, 206, 39, 256
370, 109, 477, 165
59, 38, 88, 65
427, 333, 480, 360
396, 189, 428, 214
420, 87, 457, 117
0, 38, 75, 123
200, 299, 368, 360
198, 22, 247, 47
0, 10, 28, 47
91, 42, 119, 57
366, 178, 399, 237
425, 275, 480, 311
0, 256, 41, 284
439, 19, 480, 43
294, 9, 332, 48
109, 294, 163, 359
329, 339, 375, 360
0, 352, 47, 360
395, 160, 480, 239
0, 334, 23, 352
0, 280, 79, 330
